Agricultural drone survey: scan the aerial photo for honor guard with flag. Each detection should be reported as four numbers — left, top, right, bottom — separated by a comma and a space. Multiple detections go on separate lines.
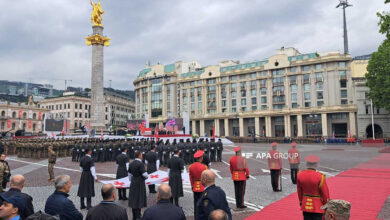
116, 147, 129, 200
229, 146, 250, 208
189, 150, 208, 218
288, 142, 300, 184
268, 142, 282, 192
168, 148, 185, 207
128, 151, 148, 220
77, 148, 98, 210
297, 155, 330, 220
145, 145, 159, 194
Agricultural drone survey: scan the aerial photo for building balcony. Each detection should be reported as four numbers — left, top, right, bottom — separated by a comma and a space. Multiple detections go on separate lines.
339, 75, 347, 81
315, 78, 323, 82
289, 80, 297, 84
273, 82, 284, 86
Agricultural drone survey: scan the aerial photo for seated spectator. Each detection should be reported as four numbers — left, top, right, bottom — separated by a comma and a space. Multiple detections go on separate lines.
321, 199, 351, 220
142, 183, 185, 220
86, 184, 128, 220
208, 209, 228, 220
0, 194, 25, 220
44, 175, 83, 220
0, 175, 34, 219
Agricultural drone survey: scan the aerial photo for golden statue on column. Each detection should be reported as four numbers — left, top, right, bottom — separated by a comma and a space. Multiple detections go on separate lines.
90, 0, 104, 26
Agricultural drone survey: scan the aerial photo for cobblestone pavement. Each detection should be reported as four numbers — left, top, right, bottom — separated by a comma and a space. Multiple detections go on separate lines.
4, 142, 387, 219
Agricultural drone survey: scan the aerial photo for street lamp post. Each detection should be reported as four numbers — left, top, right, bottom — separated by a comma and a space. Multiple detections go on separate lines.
336, 0, 352, 54
370, 99, 375, 140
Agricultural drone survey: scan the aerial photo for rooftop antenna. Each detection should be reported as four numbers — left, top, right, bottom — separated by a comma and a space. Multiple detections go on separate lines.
336, 0, 352, 55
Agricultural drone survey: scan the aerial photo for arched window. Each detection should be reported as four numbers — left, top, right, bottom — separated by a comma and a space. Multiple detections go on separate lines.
12, 123, 15, 130
1, 111, 5, 117
32, 124, 36, 131
12, 112, 16, 118
32, 113, 37, 119
22, 123, 26, 130
23, 112, 27, 119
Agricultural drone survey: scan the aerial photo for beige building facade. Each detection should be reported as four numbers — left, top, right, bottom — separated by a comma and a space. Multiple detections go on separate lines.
0, 98, 49, 134
39, 91, 134, 132
134, 47, 359, 138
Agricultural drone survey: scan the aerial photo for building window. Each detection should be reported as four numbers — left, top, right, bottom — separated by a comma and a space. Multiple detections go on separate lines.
272, 77, 285, 85
339, 70, 347, 79
340, 90, 347, 98
289, 75, 297, 84
250, 89, 256, 97
252, 106, 257, 111
85, 113, 88, 118
304, 92, 311, 101
291, 93, 297, 101
221, 76, 228, 82
317, 91, 323, 99
251, 97, 257, 105
304, 84, 310, 91
340, 81, 347, 88
222, 100, 226, 107
250, 73, 256, 79
239, 74, 247, 80
241, 90, 246, 97
341, 100, 348, 105
231, 107, 236, 113
303, 65, 311, 71
316, 82, 323, 90
23, 112, 27, 119
339, 62, 346, 68
79, 113, 82, 118
75, 103, 78, 109
232, 99, 236, 107
230, 76, 237, 81
261, 87, 267, 95
305, 102, 311, 107
315, 72, 323, 81
292, 103, 298, 108
75, 112, 77, 118
261, 105, 267, 110
1, 122, 4, 130
32, 113, 36, 119
259, 71, 267, 77
68, 112, 70, 118
32, 124, 36, 131
315, 64, 322, 70
303, 74, 310, 83
290, 67, 297, 72
291, 84, 297, 93
261, 97, 267, 104
231, 92, 237, 98
317, 101, 324, 107
273, 104, 284, 109
272, 69, 285, 76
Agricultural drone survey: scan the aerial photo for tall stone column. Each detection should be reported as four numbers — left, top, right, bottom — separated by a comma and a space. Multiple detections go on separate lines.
297, 114, 303, 137
321, 113, 328, 137
86, 26, 110, 130
200, 120, 205, 137
284, 115, 291, 137
265, 116, 272, 137
191, 120, 197, 135
255, 117, 260, 137
224, 118, 229, 137
349, 112, 356, 136
214, 119, 220, 137
239, 118, 244, 137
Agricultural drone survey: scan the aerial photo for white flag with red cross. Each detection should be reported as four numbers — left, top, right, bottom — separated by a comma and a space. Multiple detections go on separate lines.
100, 170, 190, 188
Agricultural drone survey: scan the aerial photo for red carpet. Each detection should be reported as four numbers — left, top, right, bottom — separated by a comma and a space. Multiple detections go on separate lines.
246, 154, 390, 220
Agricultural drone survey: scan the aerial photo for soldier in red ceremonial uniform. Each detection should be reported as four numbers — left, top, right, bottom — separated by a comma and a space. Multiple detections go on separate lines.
189, 150, 208, 218
268, 142, 282, 191
229, 146, 249, 208
297, 154, 330, 220
288, 142, 300, 184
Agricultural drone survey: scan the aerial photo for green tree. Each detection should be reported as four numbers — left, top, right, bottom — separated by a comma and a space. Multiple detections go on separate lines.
365, 0, 390, 110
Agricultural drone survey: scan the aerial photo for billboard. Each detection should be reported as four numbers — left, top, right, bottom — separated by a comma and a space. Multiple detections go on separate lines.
45, 119, 64, 132
127, 120, 146, 130
165, 118, 184, 130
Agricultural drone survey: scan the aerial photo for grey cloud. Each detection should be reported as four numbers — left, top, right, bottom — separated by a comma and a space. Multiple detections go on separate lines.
0, 0, 387, 90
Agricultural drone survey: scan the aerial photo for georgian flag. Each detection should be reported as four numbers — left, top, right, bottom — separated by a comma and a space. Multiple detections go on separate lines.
100, 170, 190, 189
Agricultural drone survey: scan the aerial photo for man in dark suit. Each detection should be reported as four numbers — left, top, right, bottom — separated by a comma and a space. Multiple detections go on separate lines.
45, 175, 83, 220
141, 184, 185, 220
116, 148, 129, 200
0, 174, 34, 219
86, 184, 128, 220
145, 145, 159, 194
128, 151, 148, 220
77, 148, 97, 210
196, 170, 232, 220
167, 149, 185, 207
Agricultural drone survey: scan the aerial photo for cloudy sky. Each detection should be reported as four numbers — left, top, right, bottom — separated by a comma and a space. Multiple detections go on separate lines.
0, 0, 388, 90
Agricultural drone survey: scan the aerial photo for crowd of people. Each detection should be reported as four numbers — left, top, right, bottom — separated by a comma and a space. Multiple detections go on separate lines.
0, 137, 352, 220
